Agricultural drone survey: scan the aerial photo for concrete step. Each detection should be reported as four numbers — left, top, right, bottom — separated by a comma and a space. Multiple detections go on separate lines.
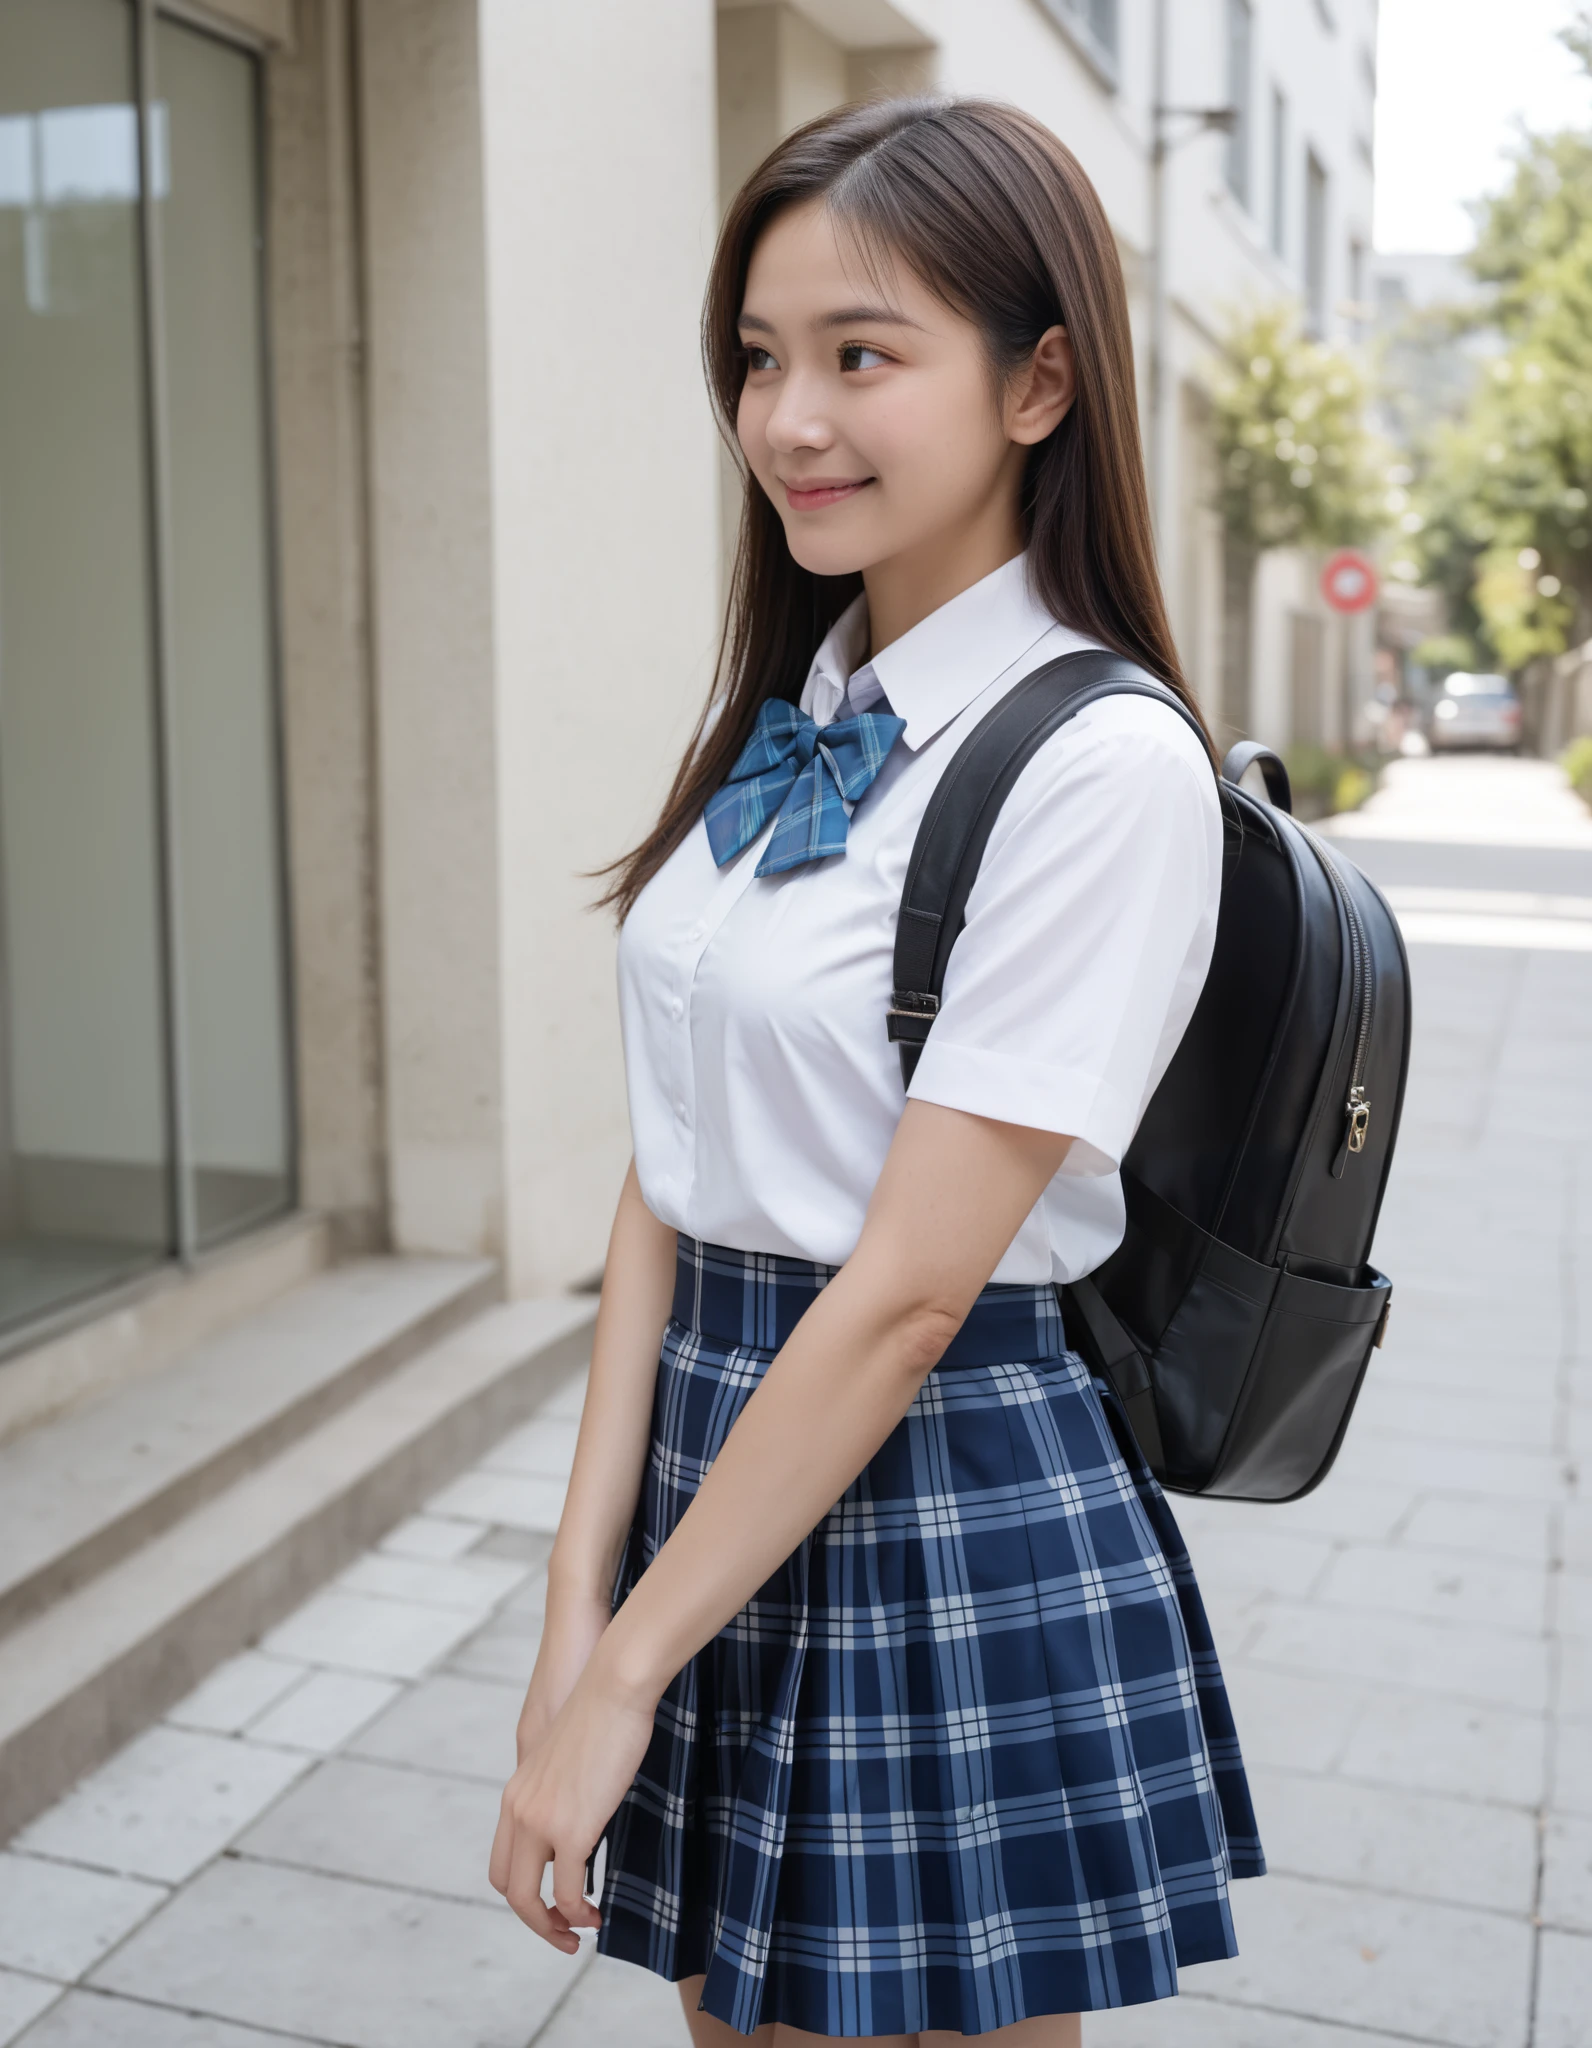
0, 1255, 499, 1638
0, 1294, 595, 1841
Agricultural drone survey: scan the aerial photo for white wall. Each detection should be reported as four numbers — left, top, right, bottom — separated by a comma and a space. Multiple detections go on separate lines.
478, 0, 722, 1293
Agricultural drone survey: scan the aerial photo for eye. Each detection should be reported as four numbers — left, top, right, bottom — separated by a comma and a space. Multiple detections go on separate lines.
742, 344, 779, 372
839, 342, 891, 372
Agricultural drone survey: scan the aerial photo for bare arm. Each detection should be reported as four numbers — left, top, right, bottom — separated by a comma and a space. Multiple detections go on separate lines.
491, 1101, 1072, 1945
513, 1161, 675, 1754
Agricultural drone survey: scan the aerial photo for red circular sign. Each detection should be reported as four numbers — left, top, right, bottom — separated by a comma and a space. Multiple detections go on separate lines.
1321, 550, 1379, 613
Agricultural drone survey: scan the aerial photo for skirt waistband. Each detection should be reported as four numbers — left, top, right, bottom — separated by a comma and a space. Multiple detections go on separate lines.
671, 1236, 1067, 1368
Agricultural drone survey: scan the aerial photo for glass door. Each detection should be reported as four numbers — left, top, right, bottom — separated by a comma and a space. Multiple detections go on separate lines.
0, 0, 293, 1340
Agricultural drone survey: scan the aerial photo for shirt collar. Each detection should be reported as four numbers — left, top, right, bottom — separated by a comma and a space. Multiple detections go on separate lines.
797, 553, 1075, 751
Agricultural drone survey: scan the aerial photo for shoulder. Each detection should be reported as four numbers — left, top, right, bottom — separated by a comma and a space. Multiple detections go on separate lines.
989, 684, 1220, 851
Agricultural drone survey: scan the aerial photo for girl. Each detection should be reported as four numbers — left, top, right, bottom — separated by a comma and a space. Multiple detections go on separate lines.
489, 96, 1263, 2045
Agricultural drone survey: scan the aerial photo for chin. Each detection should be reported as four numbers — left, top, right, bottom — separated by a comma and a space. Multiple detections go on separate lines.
779, 523, 887, 581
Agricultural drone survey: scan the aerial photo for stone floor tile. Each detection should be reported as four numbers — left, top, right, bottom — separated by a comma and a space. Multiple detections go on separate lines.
446, 1600, 544, 1686
0, 1854, 165, 1982
0, 1974, 60, 2048
348, 1670, 520, 1784
1338, 1688, 1546, 1807
1244, 1602, 1551, 1712
1207, 1870, 1533, 2048
335, 1550, 531, 1612
1213, 1478, 1416, 1545
1559, 1635, 1592, 1721
1329, 1432, 1569, 1504
479, 1416, 580, 1480
1083, 1991, 1426, 2046
1218, 1666, 1366, 1774
1551, 1717, 1592, 1815
532, 1953, 691, 2047
1176, 1526, 1333, 1600
1541, 1812, 1592, 1934
423, 1469, 568, 1533
243, 1669, 401, 1752
535, 1372, 589, 1423
89, 1856, 580, 2048
1401, 1496, 1554, 1567
1315, 1543, 1547, 1633
14, 1728, 311, 1885
379, 1513, 488, 1561
259, 1586, 484, 1679
1565, 1504, 1592, 1576
1535, 1928, 1592, 2048
472, 1526, 556, 1566
1556, 1570, 1592, 1640
1353, 1382, 1557, 1452
14, 1990, 289, 2047
1245, 1765, 1538, 1914
236, 1755, 500, 1905
162, 1652, 307, 1736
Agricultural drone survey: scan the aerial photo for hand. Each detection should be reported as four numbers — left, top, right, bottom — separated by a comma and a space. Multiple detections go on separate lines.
489, 1655, 658, 1951
516, 1584, 613, 1761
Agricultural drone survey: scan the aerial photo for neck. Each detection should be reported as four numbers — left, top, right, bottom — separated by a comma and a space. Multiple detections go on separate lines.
861, 493, 1026, 658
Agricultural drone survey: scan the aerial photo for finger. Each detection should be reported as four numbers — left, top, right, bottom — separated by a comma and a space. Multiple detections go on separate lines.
488, 1798, 517, 1895
552, 1841, 601, 1931
506, 1836, 579, 1952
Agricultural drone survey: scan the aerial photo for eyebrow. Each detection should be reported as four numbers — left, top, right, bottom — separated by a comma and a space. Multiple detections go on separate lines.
737, 305, 923, 334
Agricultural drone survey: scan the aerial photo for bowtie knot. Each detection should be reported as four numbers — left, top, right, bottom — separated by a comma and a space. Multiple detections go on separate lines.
704, 698, 906, 876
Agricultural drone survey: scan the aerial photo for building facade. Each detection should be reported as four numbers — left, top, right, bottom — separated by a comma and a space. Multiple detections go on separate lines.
0, 0, 1377, 1375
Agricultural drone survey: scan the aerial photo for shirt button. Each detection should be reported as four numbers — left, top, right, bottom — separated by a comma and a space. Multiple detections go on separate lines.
687, 922, 706, 942
675, 1100, 687, 1121
670, 997, 684, 1020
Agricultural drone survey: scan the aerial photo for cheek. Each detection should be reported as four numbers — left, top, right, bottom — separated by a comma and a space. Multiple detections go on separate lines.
859, 371, 1002, 495
736, 388, 772, 473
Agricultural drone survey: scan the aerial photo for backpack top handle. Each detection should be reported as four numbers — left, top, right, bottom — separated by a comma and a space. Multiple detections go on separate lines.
887, 650, 1208, 1088
1221, 740, 1293, 813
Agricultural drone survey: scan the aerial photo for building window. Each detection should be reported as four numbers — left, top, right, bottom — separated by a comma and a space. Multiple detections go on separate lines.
0, 0, 294, 1338
1348, 235, 1366, 331
1038, 0, 1120, 87
1225, 0, 1253, 209
1269, 86, 1288, 258
1305, 149, 1329, 334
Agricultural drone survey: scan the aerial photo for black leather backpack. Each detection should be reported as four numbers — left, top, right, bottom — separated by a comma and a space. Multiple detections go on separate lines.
888, 650, 1411, 1503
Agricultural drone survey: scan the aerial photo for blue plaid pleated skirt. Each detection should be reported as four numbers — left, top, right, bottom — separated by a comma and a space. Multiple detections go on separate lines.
596, 1239, 1264, 2038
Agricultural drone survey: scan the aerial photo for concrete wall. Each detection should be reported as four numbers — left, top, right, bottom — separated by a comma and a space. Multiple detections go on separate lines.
478, 0, 721, 1294
266, 0, 386, 1251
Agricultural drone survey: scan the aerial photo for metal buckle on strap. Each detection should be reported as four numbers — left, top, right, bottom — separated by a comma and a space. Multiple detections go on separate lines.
885, 990, 939, 1045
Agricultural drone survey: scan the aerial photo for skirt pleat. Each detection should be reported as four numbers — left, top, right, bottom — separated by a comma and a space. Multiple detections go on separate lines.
596, 1239, 1263, 2038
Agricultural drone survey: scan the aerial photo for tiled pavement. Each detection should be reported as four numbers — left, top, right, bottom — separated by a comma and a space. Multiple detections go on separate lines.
2, 758, 1589, 2047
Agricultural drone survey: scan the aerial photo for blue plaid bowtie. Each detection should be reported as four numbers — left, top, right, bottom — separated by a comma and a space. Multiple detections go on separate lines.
704, 698, 907, 877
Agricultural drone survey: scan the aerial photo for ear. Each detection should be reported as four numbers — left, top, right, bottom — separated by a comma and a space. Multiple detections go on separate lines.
1006, 325, 1076, 446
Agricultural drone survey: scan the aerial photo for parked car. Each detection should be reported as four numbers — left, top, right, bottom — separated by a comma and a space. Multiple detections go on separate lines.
1429, 672, 1523, 752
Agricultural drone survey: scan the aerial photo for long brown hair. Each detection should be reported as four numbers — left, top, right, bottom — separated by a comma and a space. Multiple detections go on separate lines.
599, 95, 1209, 919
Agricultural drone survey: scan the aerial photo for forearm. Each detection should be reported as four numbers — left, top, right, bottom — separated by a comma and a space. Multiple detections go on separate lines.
546, 1161, 676, 1603
589, 1103, 1073, 1705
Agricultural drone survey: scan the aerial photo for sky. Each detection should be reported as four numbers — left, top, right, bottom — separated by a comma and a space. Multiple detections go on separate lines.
1374, 0, 1592, 251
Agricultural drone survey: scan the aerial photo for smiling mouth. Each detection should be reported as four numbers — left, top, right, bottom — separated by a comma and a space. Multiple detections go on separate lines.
781, 478, 873, 511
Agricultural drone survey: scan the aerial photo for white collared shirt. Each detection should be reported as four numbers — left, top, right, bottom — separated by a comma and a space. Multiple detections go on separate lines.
617, 553, 1220, 1284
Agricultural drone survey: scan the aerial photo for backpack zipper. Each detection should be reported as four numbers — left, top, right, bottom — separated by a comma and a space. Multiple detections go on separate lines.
1314, 839, 1375, 1177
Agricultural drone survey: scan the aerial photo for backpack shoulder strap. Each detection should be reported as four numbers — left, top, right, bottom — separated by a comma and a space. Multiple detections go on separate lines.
888, 649, 1208, 1086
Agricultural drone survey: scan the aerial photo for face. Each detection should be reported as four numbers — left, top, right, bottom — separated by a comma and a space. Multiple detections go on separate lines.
735, 199, 1074, 589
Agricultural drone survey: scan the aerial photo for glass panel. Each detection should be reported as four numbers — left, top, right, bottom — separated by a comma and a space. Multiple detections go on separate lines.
0, 0, 173, 1332
156, 15, 292, 1247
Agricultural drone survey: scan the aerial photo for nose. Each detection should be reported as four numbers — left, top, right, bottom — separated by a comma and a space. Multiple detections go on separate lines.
762, 367, 835, 456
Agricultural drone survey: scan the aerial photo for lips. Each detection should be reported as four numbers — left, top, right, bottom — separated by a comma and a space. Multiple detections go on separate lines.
781, 478, 872, 511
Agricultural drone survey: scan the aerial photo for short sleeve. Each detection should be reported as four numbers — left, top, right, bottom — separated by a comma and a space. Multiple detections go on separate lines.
906, 700, 1221, 1177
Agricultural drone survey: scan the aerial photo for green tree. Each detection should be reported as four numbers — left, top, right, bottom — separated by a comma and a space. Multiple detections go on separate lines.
1210, 304, 1384, 737
1403, 15, 1592, 667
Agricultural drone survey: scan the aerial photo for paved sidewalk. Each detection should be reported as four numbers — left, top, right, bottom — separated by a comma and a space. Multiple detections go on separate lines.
0, 756, 1588, 2047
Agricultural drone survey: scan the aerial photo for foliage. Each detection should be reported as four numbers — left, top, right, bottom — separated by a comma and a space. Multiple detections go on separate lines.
1284, 743, 1378, 818
1399, 12, 1592, 666
1564, 733, 1592, 805
1410, 632, 1484, 675
1211, 305, 1385, 559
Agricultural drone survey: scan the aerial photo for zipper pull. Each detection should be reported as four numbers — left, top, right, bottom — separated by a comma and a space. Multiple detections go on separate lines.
1331, 1086, 1372, 1178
